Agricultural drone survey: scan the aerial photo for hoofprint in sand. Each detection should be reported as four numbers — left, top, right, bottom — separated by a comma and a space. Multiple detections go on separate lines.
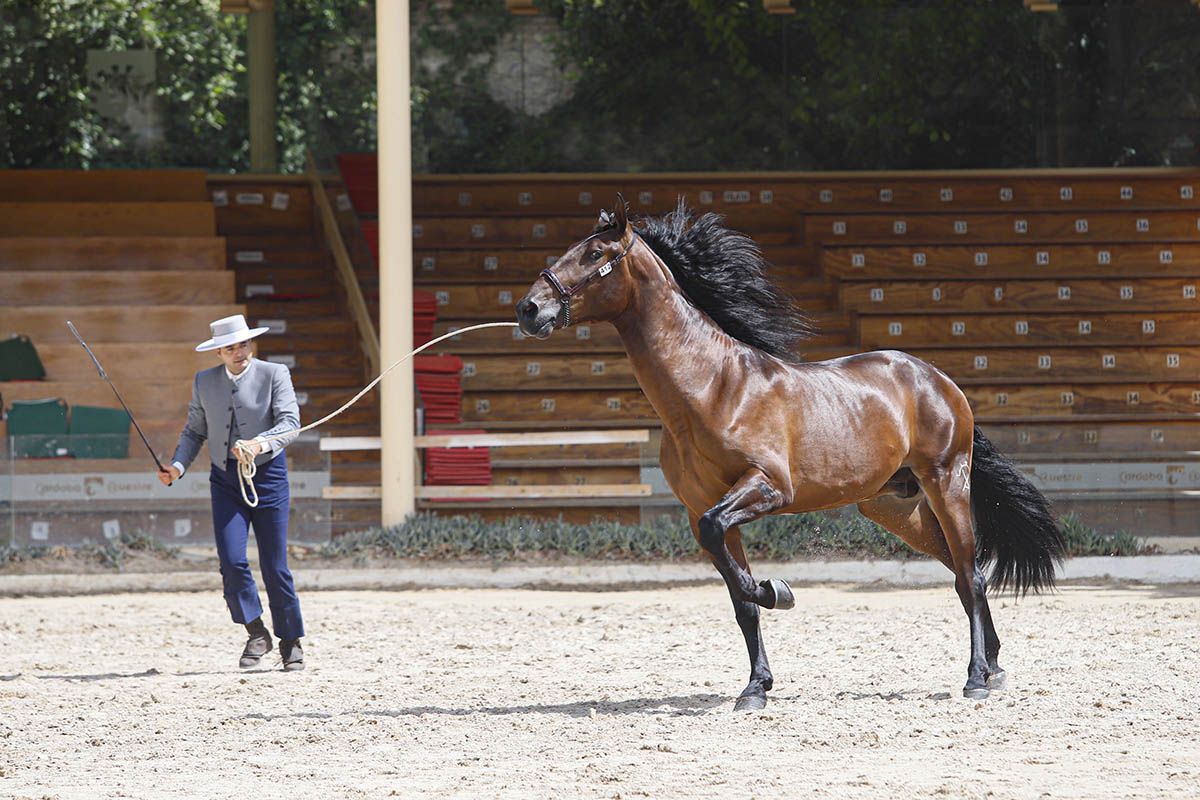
1, 585, 1196, 799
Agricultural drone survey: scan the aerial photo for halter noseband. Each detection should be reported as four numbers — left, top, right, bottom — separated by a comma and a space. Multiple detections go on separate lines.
539, 230, 638, 328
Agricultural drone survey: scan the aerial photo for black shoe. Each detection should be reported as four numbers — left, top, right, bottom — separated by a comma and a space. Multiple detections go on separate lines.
280, 638, 305, 671
239, 619, 274, 669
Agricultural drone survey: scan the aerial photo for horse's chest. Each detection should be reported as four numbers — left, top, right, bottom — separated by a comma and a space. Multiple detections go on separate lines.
659, 435, 748, 512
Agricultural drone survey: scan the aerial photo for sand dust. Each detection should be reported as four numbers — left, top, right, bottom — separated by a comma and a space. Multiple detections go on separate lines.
0, 583, 1197, 799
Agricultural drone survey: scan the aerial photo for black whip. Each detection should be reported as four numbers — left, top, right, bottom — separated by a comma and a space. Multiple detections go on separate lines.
66, 321, 169, 477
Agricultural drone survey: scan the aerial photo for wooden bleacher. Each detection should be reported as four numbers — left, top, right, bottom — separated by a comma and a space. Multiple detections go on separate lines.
0, 171, 237, 473
798, 170, 1200, 540
4, 165, 1195, 534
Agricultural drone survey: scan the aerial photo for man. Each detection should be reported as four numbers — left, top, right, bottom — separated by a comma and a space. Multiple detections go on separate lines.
157, 314, 306, 671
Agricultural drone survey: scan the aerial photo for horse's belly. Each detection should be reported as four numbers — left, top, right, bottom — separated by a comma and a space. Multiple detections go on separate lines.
783, 449, 906, 511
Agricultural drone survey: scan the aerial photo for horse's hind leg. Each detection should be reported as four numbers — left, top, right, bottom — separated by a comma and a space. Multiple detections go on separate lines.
912, 460, 999, 699
858, 494, 953, 568
860, 489, 1005, 697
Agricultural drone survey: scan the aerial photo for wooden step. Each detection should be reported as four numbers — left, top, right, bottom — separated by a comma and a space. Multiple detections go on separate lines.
979, 419, 1200, 459
0, 202, 216, 237
412, 245, 812, 284
223, 234, 319, 251
255, 333, 366, 354
842, 278, 1200, 314
458, 354, 637, 391
431, 321, 626, 354
209, 182, 313, 234
805, 211, 1200, 246
234, 266, 334, 289
413, 215, 798, 250
36, 343, 362, 387
411, 171, 1200, 216
794, 173, 1200, 213
244, 296, 342, 317
418, 282, 835, 320
822, 243, 1200, 279
248, 315, 356, 341
0, 237, 226, 271
1, 270, 235, 306
907, 346, 1200, 384
225, 246, 325, 268
5, 421, 358, 464
36, 344, 215, 382
859, 312, 1200, 348
0, 169, 208, 202
1, 381, 190, 429
2, 305, 244, 344
1, 380, 378, 428
966, 382, 1200, 420
463, 390, 657, 425
414, 177, 802, 223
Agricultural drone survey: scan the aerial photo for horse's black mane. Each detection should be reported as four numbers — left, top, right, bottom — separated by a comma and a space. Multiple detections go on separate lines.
633, 199, 815, 363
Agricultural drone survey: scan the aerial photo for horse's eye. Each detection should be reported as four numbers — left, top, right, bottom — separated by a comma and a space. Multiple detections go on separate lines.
589, 250, 603, 261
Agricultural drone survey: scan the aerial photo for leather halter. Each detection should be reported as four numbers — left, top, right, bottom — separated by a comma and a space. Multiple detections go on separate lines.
538, 230, 638, 327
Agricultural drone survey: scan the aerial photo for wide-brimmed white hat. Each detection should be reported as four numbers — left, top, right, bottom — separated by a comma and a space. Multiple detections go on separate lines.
195, 314, 270, 352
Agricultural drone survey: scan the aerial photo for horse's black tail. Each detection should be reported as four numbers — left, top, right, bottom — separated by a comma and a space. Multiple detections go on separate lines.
970, 427, 1066, 596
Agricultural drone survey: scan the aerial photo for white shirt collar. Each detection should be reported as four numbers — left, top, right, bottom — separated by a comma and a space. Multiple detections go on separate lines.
225, 358, 254, 384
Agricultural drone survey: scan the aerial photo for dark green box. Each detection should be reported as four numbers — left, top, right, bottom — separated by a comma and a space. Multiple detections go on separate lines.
7, 398, 69, 458
0, 335, 47, 381
68, 405, 131, 459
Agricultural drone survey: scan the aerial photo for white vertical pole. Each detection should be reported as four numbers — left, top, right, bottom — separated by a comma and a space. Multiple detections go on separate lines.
377, 0, 415, 524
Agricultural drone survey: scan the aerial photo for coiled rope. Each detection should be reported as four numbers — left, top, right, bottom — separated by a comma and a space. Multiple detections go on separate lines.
232, 321, 520, 507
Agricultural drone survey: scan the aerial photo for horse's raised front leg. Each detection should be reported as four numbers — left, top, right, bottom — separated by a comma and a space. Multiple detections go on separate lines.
697, 469, 793, 611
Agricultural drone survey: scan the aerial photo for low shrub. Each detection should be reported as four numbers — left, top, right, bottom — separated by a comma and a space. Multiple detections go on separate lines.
320, 509, 1152, 563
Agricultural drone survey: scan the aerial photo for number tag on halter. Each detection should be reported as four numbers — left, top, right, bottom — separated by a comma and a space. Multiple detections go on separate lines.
599, 263, 613, 278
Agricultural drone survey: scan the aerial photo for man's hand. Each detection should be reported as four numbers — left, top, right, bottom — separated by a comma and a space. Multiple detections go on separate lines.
232, 439, 265, 462
157, 465, 181, 486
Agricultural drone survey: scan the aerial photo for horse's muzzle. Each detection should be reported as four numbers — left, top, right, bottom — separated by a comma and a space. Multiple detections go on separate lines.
516, 296, 557, 339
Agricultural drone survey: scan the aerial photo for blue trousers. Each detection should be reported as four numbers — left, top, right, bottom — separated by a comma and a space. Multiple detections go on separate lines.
210, 454, 304, 640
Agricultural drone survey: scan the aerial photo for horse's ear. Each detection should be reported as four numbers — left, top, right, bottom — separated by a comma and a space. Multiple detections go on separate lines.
613, 193, 629, 234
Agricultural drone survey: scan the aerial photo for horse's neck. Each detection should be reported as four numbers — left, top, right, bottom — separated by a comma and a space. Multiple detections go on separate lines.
612, 269, 743, 434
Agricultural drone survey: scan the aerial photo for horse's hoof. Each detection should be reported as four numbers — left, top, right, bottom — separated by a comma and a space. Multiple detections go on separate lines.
986, 669, 1008, 690
760, 578, 795, 610
734, 693, 767, 712
963, 686, 990, 700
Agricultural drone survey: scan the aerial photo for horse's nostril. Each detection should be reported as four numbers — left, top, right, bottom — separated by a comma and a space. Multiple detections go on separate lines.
517, 298, 537, 319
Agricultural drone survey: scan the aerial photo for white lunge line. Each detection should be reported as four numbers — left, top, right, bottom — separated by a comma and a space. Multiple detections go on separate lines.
232, 321, 520, 507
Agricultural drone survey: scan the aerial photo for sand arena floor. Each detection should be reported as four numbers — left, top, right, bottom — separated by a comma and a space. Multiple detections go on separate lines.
0, 583, 1197, 799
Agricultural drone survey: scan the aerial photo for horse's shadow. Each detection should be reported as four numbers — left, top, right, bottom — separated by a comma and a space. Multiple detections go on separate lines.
33, 668, 271, 682
831, 689, 953, 702
239, 693, 728, 722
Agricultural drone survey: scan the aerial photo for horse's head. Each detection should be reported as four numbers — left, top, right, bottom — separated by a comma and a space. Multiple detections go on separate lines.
516, 194, 638, 339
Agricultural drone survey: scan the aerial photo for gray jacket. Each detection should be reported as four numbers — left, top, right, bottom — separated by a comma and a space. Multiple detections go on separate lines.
171, 358, 301, 472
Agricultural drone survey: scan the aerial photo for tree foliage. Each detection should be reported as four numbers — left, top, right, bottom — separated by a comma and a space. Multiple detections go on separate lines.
2, 0, 1198, 172
0, 0, 245, 169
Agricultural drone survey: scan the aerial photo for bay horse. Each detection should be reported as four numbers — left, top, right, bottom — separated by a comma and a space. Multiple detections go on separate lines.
516, 196, 1065, 711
